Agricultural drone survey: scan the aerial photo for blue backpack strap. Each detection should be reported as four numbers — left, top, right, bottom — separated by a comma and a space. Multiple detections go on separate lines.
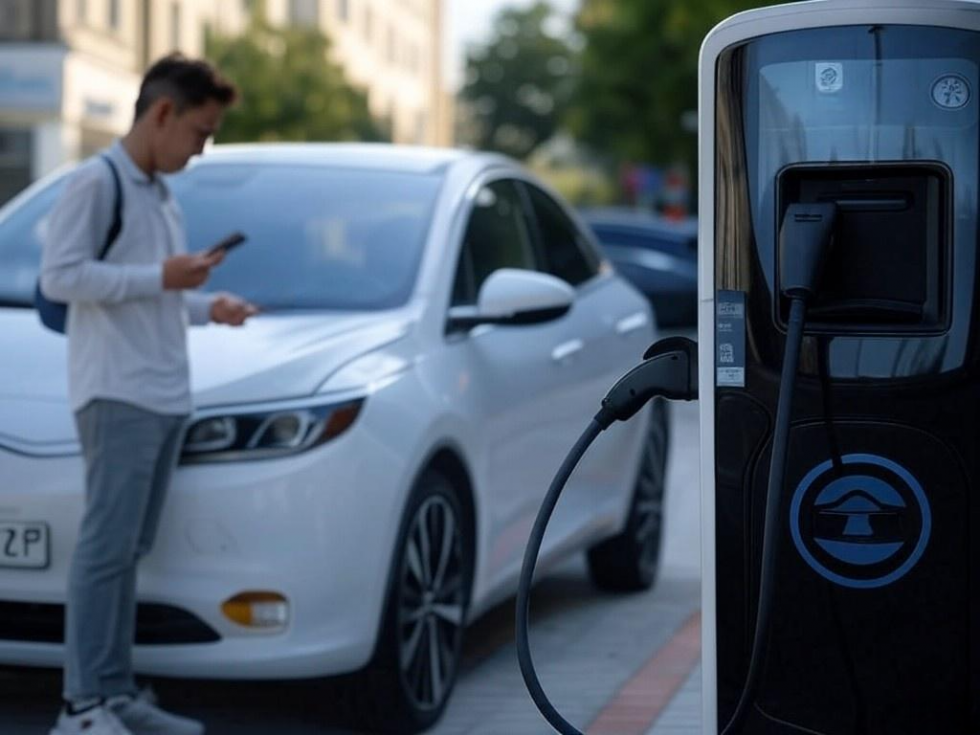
35, 152, 126, 334
96, 153, 123, 261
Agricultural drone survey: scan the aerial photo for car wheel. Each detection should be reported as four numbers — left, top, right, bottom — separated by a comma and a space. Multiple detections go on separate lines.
339, 469, 471, 734
587, 399, 670, 592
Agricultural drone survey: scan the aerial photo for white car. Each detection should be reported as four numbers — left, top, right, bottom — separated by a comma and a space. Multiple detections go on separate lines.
0, 144, 666, 732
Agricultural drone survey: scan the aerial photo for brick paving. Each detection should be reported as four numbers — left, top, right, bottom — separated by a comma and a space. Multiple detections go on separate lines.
646, 664, 701, 735
589, 613, 700, 735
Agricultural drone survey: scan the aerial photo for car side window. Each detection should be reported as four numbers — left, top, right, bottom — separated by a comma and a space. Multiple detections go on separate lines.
524, 185, 600, 287
451, 244, 475, 306
452, 179, 537, 306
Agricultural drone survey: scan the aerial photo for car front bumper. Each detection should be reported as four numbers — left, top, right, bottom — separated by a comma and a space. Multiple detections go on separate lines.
0, 420, 409, 680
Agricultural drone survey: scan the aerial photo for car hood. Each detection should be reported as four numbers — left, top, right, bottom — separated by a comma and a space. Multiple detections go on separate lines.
0, 309, 412, 447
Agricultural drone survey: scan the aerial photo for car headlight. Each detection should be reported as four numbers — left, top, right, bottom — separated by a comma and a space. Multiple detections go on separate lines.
181, 399, 364, 463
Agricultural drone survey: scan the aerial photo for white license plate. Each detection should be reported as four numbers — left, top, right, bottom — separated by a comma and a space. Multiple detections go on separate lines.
0, 522, 49, 569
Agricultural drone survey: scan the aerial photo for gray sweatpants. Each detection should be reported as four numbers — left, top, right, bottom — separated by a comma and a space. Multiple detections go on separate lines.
64, 399, 188, 702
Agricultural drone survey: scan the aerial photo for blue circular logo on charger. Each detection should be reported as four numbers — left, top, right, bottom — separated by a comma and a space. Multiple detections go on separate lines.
790, 454, 931, 589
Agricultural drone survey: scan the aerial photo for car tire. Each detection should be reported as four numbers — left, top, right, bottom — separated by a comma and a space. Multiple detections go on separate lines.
334, 468, 471, 734
587, 399, 670, 592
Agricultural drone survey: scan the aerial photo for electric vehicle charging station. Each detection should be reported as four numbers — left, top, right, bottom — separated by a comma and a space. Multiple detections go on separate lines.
518, 1, 980, 734
699, 1, 979, 732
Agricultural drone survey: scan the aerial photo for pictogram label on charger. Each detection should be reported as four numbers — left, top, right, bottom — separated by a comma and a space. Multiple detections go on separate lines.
816, 62, 844, 93
716, 290, 745, 387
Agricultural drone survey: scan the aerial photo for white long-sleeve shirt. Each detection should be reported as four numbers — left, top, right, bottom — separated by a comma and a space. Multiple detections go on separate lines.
40, 141, 214, 415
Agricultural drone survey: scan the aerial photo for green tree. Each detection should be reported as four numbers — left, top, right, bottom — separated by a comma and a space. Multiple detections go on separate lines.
206, 10, 382, 144
569, 0, 780, 169
461, 2, 576, 160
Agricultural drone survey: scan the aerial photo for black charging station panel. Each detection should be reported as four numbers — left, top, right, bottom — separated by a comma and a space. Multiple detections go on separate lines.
713, 20, 980, 735
748, 421, 970, 734
777, 163, 951, 334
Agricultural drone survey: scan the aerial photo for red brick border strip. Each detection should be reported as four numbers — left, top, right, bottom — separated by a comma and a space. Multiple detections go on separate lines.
586, 611, 701, 735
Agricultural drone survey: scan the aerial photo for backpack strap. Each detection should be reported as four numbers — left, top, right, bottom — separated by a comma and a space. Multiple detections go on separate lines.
96, 153, 123, 261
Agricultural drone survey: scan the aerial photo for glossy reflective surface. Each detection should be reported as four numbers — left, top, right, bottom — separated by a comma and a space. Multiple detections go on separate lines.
717, 25, 980, 380
714, 25, 980, 734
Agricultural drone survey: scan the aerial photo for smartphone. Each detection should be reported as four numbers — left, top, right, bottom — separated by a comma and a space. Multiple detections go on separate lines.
206, 231, 247, 257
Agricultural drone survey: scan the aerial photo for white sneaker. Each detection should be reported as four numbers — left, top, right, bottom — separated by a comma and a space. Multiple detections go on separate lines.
106, 690, 204, 735
50, 703, 134, 735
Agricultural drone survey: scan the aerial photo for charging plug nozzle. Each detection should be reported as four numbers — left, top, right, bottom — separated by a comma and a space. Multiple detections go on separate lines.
780, 202, 838, 301
595, 336, 698, 430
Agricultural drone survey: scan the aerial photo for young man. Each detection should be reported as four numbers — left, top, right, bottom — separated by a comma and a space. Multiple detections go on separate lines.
40, 54, 256, 735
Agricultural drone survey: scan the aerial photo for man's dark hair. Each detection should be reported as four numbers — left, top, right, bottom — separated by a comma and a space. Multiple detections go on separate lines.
135, 53, 237, 120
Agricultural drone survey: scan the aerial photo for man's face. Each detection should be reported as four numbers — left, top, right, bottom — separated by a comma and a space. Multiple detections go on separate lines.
152, 98, 226, 173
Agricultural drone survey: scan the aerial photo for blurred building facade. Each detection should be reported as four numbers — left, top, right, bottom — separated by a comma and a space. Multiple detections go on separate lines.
225, 0, 452, 151
0, 0, 451, 204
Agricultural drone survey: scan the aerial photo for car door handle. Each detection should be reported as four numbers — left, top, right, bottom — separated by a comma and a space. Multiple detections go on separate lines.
615, 312, 649, 337
551, 339, 584, 364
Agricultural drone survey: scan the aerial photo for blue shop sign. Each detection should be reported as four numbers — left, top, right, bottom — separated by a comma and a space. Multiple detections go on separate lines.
0, 62, 61, 111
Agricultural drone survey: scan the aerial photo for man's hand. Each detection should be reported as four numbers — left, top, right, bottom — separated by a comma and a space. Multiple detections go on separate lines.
163, 251, 224, 290
210, 292, 258, 326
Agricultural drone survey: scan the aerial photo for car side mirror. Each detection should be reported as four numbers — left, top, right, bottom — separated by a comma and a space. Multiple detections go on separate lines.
447, 269, 574, 332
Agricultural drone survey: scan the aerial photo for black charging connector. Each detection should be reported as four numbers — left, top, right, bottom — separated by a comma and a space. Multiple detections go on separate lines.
595, 336, 699, 430
780, 203, 838, 300
720, 201, 837, 735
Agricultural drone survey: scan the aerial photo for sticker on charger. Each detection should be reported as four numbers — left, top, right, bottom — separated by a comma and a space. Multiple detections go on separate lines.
716, 290, 745, 387
815, 62, 844, 94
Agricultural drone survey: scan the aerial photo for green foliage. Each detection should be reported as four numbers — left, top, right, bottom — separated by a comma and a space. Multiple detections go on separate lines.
531, 163, 617, 207
461, 2, 576, 160
569, 0, 780, 167
206, 10, 382, 144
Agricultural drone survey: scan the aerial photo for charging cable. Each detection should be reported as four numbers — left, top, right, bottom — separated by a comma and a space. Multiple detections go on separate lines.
720, 202, 837, 734
515, 203, 836, 735
516, 337, 698, 735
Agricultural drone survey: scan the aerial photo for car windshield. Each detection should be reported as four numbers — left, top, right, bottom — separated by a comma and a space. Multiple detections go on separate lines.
0, 162, 443, 311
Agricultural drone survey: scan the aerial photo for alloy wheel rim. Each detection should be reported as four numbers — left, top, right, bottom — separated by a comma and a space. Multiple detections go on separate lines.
397, 495, 465, 712
634, 437, 665, 575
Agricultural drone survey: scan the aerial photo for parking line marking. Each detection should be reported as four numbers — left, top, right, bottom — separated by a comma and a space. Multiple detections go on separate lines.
586, 611, 701, 735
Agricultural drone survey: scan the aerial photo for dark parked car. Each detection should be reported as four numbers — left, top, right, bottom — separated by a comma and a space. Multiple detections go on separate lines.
581, 208, 698, 328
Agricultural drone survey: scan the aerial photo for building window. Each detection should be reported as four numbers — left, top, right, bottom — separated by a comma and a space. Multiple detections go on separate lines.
0, 129, 32, 206
0, 3, 17, 36
170, 2, 180, 49
337, 0, 349, 22
363, 4, 373, 41
289, 0, 319, 26
108, 0, 120, 30
387, 26, 396, 64
77, 0, 86, 23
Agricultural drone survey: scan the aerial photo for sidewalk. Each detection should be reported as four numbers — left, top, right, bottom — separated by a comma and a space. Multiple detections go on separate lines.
647, 664, 701, 735
431, 404, 701, 735
587, 612, 700, 735
431, 565, 702, 735
434, 401, 705, 735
